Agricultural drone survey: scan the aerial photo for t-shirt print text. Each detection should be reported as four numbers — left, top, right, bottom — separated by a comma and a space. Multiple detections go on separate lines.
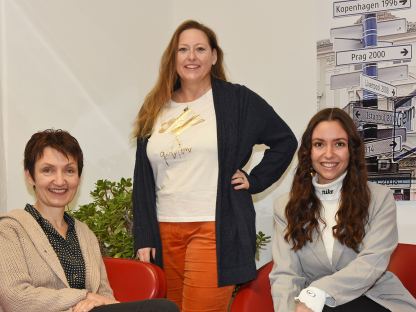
160, 146, 192, 166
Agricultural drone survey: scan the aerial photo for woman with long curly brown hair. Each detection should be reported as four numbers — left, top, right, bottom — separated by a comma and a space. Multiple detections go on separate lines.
132, 20, 297, 312
270, 108, 416, 312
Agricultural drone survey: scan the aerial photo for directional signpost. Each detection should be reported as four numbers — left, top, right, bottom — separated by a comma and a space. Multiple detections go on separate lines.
333, 0, 411, 18
364, 136, 402, 157
336, 44, 412, 66
328, 0, 413, 197
353, 107, 402, 126
360, 74, 397, 97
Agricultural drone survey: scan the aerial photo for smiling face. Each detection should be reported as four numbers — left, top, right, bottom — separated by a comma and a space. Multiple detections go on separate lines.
176, 28, 217, 87
25, 147, 80, 211
311, 120, 350, 184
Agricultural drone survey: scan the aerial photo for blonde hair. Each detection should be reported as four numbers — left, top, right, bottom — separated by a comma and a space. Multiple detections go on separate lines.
133, 20, 227, 138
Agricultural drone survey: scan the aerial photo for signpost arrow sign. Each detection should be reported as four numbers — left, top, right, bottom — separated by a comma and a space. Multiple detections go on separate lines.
330, 18, 407, 41
333, 0, 412, 18
333, 38, 392, 51
353, 107, 402, 126
360, 74, 398, 97
333, 38, 362, 51
336, 44, 412, 66
364, 136, 402, 157
330, 64, 408, 90
358, 127, 407, 141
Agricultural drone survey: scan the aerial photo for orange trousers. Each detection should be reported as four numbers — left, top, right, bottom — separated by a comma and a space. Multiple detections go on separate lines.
159, 222, 234, 312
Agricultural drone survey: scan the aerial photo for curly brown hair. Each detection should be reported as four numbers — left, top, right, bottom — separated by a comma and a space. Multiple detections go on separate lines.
284, 108, 370, 252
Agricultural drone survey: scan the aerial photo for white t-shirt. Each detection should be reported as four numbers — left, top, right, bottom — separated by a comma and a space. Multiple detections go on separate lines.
147, 89, 219, 222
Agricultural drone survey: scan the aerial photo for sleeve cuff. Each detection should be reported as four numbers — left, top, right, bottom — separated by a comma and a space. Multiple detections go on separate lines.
240, 169, 262, 194
295, 286, 327, 312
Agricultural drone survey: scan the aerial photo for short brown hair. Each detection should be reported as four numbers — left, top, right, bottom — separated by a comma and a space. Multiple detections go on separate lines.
24, 129, 84, 179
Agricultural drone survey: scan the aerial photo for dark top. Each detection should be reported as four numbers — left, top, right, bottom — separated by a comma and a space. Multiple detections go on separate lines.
132, 77, 298, 286
25, 204, 86, 289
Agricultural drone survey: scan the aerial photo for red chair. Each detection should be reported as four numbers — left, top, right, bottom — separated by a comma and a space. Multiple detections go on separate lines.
230, 261, 274, 312
387, 243, 416, 298
103, 257, 167, 302
230, 243, 416, 311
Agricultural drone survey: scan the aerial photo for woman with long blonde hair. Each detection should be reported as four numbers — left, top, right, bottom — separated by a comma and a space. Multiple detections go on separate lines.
132, 20, 297, 312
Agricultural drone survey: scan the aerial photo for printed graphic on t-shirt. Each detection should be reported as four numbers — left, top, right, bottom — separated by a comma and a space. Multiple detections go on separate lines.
159, 107, 204, 136
158, 107, 204, 166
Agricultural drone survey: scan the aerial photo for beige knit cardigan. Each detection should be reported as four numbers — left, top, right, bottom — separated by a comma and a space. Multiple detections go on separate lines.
0, 209, 114, 312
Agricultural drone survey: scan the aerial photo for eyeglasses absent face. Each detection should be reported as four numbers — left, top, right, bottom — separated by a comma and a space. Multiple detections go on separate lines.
25, 147, 80, 211
311, 120, 350, 184
176, 28, 217, 86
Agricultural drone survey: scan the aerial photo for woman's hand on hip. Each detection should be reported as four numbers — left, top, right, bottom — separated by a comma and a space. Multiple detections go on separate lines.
137, 247, 156, 262
231, 169, 250, 190
73, 292, 117, 312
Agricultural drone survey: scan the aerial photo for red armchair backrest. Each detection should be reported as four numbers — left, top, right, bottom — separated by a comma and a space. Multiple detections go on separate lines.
230, 243, 416, 312
103, 257, 166, 302
387, 243, 416, 298
230, 261, 274, 312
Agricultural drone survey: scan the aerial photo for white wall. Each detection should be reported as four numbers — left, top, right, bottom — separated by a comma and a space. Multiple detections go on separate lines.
2, 0, 171, 210
0, 0, 7, 212
0, 1, 413, 265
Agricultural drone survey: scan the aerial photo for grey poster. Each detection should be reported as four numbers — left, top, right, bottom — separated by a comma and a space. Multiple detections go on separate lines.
317, 0, 416, 200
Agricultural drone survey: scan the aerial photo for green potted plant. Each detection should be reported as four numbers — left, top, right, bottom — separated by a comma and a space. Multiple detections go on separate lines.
70, 178, 134, 258
256, 231, 271, 261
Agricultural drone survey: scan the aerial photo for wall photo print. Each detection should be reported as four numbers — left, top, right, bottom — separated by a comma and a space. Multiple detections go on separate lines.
317, 0, 416, 200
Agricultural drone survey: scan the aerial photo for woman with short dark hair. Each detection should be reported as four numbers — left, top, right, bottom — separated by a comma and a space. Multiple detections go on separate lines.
0, 129, 178, 312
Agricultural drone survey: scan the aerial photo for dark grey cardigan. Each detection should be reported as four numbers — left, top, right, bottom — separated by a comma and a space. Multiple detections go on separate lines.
132, 78, 297, 286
